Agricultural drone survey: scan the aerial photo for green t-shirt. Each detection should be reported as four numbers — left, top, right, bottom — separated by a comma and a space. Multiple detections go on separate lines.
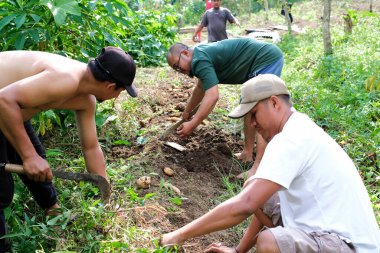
191, 38, 283, 90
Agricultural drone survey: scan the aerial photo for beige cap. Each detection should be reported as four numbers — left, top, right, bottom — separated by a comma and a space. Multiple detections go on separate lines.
228, 74, 289, 119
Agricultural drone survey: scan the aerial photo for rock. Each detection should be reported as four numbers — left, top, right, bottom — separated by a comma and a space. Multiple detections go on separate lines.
163, 167, 174, 176
136, 176, 151, 189
175, 103, 186, 112
164, 182, 181, 195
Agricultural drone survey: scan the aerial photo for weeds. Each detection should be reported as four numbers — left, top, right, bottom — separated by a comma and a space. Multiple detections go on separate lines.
4, 1, 380, 252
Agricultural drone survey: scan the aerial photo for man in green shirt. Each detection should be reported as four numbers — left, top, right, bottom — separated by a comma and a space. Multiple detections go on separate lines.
167, 38, 284, 178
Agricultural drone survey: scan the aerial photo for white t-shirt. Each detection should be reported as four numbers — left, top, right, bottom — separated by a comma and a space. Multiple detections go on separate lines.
251, 111, 380, 252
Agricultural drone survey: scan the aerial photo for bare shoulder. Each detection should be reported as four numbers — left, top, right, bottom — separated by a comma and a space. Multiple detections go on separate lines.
0, 51, 86, 89
61, 94, 97, 112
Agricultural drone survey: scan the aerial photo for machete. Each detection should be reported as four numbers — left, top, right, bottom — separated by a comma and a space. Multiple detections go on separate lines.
1, 163, 110, 204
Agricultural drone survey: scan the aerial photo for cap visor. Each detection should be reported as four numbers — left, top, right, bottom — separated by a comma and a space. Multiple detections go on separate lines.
228, 102, 257, 119
126, 83, 138, 97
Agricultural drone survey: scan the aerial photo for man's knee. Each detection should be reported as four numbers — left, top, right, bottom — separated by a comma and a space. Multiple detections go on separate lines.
256, 229, 280, 253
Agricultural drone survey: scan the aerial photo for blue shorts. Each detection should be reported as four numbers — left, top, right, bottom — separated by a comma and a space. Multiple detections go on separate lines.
248, 56, 284, 79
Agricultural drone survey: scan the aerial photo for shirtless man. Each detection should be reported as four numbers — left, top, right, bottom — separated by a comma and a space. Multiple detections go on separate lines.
0, 47, 137, 252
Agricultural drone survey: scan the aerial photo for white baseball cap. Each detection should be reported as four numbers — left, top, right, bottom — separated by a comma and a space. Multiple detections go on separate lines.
228, 74, 289, 119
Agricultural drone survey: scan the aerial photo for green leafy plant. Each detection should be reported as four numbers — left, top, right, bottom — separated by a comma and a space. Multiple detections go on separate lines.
169, 197, 182, 206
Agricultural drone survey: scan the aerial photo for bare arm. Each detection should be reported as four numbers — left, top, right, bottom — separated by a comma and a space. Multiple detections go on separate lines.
0, 71, 77, 181
182, 79, 204, 119
204, 215, 264, 253
74, 95, 106, 178
178, 83, 219, 137
233, 18, 240, 26
0, 94, 50, 181
193, 24, 204, 42
161, 179, 280, 245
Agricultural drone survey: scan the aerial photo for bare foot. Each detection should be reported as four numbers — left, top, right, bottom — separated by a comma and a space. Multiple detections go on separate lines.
234, 152, 253, 163
45, 203, 61, 216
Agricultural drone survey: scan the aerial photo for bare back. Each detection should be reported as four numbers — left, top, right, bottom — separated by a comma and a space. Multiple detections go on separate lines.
0, 51, 91, 120
0, 51, 86, 89
0, 50, 114, 179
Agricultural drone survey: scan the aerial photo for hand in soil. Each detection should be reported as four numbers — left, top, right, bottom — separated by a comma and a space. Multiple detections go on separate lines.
204, 242, 237, 253
177, 121, 196, 138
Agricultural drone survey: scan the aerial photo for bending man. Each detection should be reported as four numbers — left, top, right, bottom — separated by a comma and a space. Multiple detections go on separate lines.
167, 38, 284, 177
0, 47, 137, 252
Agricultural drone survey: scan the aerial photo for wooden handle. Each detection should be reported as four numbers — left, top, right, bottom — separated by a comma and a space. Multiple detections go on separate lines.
160, 104, 200, 140
4, 164, 25, 174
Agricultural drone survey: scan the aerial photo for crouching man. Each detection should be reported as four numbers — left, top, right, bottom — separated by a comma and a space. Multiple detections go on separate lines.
161, 74, 380, 253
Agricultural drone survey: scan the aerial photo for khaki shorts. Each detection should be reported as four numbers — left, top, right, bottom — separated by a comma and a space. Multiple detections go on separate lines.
267, 226, 356, 253
261, 195, 356, 253
262, 193, 282, 226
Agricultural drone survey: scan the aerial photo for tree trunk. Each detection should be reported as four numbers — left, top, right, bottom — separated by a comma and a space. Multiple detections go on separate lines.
322, 0, 333, 55
281, 0, 292, 35
343, 13, 353, 34
264, 0, 269, 21
369, 0, 373, 12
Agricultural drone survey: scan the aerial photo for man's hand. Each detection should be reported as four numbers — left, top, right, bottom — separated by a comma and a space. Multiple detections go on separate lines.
204, 242, 237, 253
235, 19, 241, 27
192, 35, 200, 42
23, 156, 53, 182
177, 121, 196, 138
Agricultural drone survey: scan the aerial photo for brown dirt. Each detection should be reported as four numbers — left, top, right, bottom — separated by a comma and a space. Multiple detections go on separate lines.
109, 71, 252, 252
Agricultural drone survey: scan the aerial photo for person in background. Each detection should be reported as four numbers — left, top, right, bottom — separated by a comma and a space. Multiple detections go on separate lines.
0, 46, 137, 252
160, 74, 380, 253
195, 0, 214, 42
192, 0, 240, 43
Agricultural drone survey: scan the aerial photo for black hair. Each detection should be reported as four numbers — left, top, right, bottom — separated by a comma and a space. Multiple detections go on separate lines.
88, 60, 123, 90
88, 59, 109, 82
278, 94, 293, 106
167, 43, 189, 63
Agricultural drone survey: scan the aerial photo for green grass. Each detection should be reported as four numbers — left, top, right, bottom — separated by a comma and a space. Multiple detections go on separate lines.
4, 1, 380, 252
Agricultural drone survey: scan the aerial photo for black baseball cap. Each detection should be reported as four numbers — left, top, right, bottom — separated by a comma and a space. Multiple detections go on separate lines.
95, 46, 138, 97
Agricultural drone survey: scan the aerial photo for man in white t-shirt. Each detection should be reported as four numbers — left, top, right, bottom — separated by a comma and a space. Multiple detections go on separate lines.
160, 74, 380, 253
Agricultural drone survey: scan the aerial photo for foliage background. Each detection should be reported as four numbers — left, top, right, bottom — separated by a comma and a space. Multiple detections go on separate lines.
0, 0, 178, 66
0, 0, 379, 252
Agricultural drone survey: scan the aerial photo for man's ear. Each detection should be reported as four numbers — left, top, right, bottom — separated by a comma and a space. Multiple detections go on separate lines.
182, 49, 191, 57
105, 82, 117, 90
269, 96, 281, 109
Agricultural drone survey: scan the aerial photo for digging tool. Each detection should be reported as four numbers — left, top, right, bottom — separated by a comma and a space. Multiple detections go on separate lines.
1, 163, 111, 204
160, 104, 200, 140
